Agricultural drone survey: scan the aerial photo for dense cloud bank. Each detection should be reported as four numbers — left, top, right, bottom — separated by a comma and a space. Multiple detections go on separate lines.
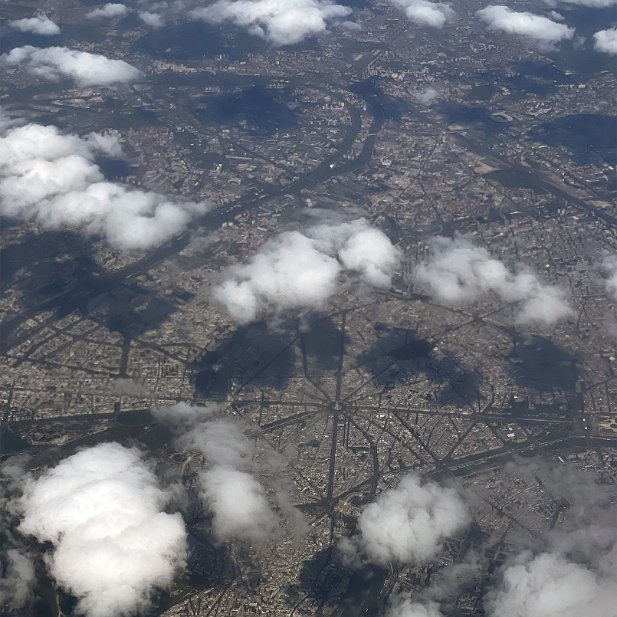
340, 474, 471, 566
477, 5, 574, 46
0, 118, 207, 250
16, 443, 187, 617
1, 46, 140, 86
213, 218, 400, 323
156, 403, 301, 543
414, 236, 573, 326
390, 0, 453, 28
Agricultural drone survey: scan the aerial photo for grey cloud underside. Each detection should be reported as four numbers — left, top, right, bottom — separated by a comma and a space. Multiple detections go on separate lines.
16, 442, 187, 617
213, 218, 401, 323
414, 236, 573, 326
0, 119, 208, 251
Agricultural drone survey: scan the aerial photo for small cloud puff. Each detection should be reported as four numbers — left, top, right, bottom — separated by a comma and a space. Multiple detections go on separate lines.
139, 11, 166, 28
557, 0, 616, 6
414, 87, 439, 104
386, 599, 444, 617
9, 14, 60, 35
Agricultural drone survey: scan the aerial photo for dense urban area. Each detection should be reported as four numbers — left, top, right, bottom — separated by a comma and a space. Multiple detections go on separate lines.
0, 0, 615, 616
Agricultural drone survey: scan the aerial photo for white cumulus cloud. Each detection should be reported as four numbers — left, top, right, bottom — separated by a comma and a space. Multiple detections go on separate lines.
414, 236, 573, 326
139, 11, 167, 27
594, 27, 617, 55
1, 46, 141, 86
213, 218, 400, 323
0, 119, 208, 251
16, 442, 187, 617
340, 474, 471, 566
86, 3, 130, 19
9, 14, 60, 35
477, 5, 575, 46
390, 0, 454, 28
190, 0, 353, 46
